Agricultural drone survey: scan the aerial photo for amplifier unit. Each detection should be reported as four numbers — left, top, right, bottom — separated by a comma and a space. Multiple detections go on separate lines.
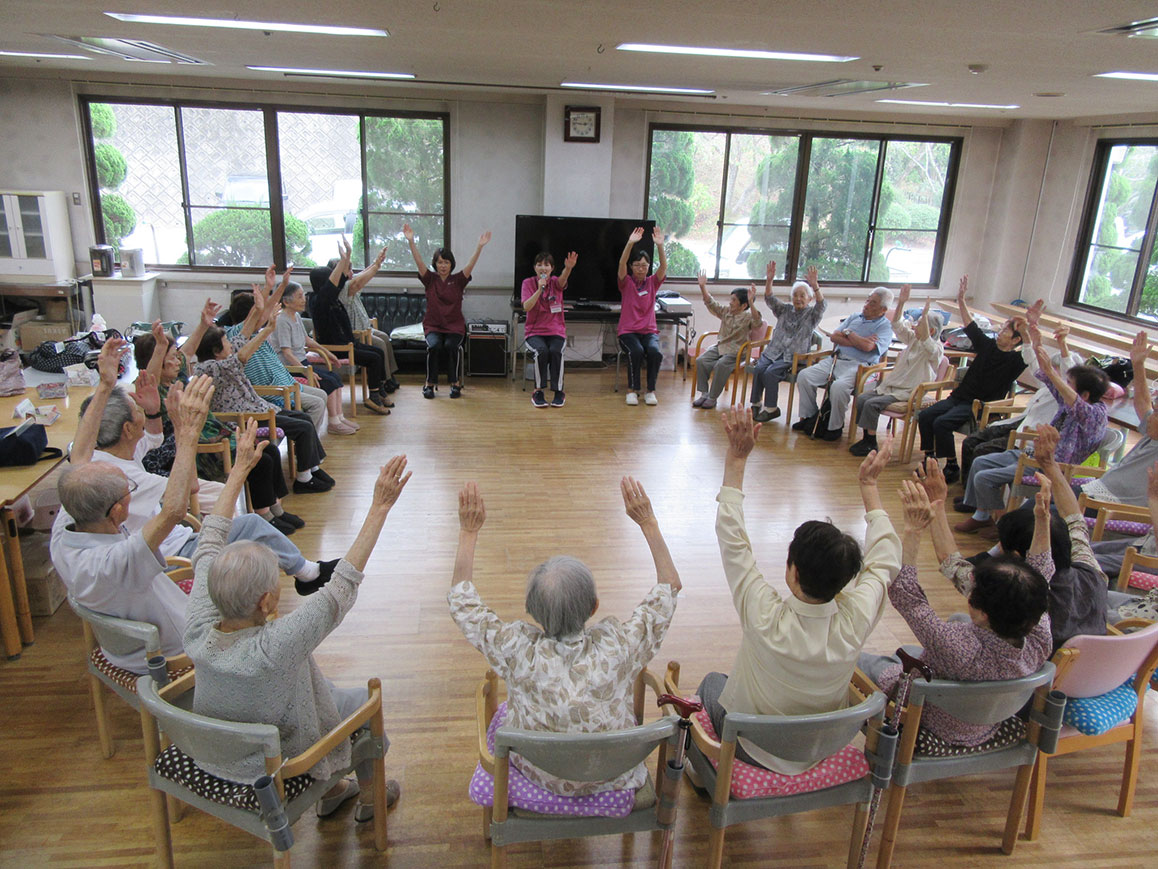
468, 321, 508, 335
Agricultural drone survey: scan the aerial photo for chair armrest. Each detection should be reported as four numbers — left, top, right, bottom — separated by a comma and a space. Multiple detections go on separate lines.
909, 377, 958, 407
1115, 617, 1157, 631
791, 348, 832, 375
158, 667, 196, 702
1049, 646, 1080, 686
287, 363, 323, 384
164, 653, 193, 673
475, 670, 500, 774
1009, 430, 1038, 449
282, 680, 383, 778
317, 343, 356, 364
693, 331, 720, 355
855, 361, 889, 395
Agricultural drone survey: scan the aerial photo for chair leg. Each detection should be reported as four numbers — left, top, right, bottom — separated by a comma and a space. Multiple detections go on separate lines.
482, 806, 492, 841
89, 674, 114, 759
1118, 731, 1142, 817
875, 785, 907, 869
372, 756, 388, 851
847, 801, 870, 869
148, 785, 175, 869
1025, 754, 1047, 841
1002, 763, 1034, 854
707, 825, 726, 869
491, 843, 507, 869
273, 848, 291, 868
786, 382, 796, 421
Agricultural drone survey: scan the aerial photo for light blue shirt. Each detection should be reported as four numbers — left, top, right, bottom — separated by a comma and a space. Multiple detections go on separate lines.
834, 314, 893, 365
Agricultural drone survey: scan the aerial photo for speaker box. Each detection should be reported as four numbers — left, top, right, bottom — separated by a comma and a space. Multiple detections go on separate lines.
467, 335, 507, 376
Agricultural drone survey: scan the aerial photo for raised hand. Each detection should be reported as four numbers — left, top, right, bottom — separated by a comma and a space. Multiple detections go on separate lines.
897, 283, 912, 307
621, 476, 655, 526
1034, 423, 1060, 468
858, 437, 893, 485
233, 418, 269, 474
374, 246, 388, 267
697, 270, 707, 292
765, 260, 777, 282
201, 298, 222, 328
806, 264, 819, 291
252, 280, 268, 314
151, 319, 166, 344
722, 406, 761, 458
173, 375, 214, 442
477, 230, 492, 248
1053, 324, 1070, 344
899, 480, 934, 533
263, 264, 277, 291
373, 455, 411, 510
402, 223, 415, 242
628, 226, 644, 244
651, 226, 665, 245
1033, 471, 1053, 521
957, 275, 968, 301
564, 250, 578, 269
1131, 330, 1150, 368
458, 480, 486, 532
96, 336, 128, 387
130, 370, 161, 416
1025, 298, 1045, 328
913, 455, 948, 505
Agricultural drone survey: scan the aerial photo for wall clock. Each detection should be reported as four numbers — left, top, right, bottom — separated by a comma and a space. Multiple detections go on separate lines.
564, 105, 601, 143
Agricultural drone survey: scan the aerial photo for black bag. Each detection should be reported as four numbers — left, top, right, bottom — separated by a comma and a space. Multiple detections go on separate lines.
26, 330, 124, 374
1089, 355, 1134, 388
0, 422, 63, 467
812, 397, 833, 435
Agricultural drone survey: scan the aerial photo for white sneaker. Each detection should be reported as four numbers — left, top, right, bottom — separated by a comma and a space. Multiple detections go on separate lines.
644, 392, 658, 406
625, 392, 639, 406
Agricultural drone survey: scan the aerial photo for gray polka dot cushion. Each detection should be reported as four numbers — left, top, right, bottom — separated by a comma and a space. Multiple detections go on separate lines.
914, 715, 1026, 758
154, 744, 314, 812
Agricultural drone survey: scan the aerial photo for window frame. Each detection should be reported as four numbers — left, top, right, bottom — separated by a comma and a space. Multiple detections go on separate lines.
642, 122, 961, 288
79, 95, 450, 275
1064, 137, 1158, 325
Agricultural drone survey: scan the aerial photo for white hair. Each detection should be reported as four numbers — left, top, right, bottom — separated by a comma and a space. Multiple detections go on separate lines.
869, 287, 895, 309
208, 541, 280, 620
525, 556, 597, 639
57, 462, 129, 526
79, 387, 136, 449
790, 281, 813, 299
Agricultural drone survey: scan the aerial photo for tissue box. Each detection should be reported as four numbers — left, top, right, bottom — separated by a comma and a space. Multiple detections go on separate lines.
35, 381, 67, 399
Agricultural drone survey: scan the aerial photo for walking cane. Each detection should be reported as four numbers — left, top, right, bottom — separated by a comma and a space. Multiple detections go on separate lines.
855, 648, 933, 869
810, 359, 838, 438
654, 693, 704, 869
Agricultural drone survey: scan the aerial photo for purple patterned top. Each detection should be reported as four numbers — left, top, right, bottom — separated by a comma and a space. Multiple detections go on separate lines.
1038, 369, 1108, 465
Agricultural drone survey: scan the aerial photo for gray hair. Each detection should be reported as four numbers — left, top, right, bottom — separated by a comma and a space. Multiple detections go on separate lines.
790, 280, 812, 299
525, 556, 597, 639
869, 287, 895, 309
79, 386, 136, 449
283, 280, 304, 302
58, 462, 129, 526
208, 541, 280, 620
926, 310, 945, 340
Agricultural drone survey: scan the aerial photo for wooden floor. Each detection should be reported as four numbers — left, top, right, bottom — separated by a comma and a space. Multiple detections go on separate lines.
3, 365, 1157, 867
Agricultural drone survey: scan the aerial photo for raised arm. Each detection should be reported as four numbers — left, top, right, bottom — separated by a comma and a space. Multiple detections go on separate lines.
461, 230, 491, 279
898, 480, 934, 566
262, 266, 294, 323
402, 223, 428, 277
71, 337, 127, 466
183, 299, 222, 363
807, 264, 823, 306
211, 418, 268, 519
1032, 329, 1078, 407
558, 250, 577, 291
1030, 472, 1053, 558
721, 407, 762, 491
349, 245, 387, 294
858, 438, 893, 514
237, 310, 279, 364
652, 225, 667, 285
144, 320, 168, 385
453, 480, 486, 587
621, 476, 681, 592
696, 270, 716, 314
956, 274, 972, 327
892, 283, 912, 326
914, 457, 957, 564
618, 227, 644, 281
1131, 330, 1152, 422
748, 283, 762, 326
344, 456, 410, 571
1033, 423, 1079, 516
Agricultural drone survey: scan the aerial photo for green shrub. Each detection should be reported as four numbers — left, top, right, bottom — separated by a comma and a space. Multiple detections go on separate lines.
663, 240, 700, 278
89, 103, 116, 139
100, 193, 136, 253
179, 209, 313, 268
94, 143, 127, 190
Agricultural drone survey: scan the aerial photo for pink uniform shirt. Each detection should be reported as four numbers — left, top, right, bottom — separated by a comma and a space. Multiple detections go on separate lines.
421, 270, 471, 334
521, 275, 567, 339
617, 274, 663, 336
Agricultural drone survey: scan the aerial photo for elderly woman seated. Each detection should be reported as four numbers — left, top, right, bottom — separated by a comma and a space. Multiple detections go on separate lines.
184, 424, 410, 820
447, 478, 680, 797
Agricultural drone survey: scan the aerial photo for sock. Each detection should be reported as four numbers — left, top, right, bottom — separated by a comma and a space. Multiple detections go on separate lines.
296, 470, 312, 483
945, 458, 959, 468
294, 561, 320, 581
257, 509, 274, 520
270, 503, 285, 517
988, 544, 1001, 556
972, 510, 991, 521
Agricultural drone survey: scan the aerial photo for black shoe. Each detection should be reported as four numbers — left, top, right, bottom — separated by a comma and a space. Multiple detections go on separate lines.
295, 559, 340, 596
965, 551, 992, 567
943, 463, 961, 484
276, 511, 305, 528
953, 497, 975, 514
818, 427, 843, 442
383, 379, 399, 394
293, 476, 332, 494
754, 408, 781, 423
551, 391, 565, 408
312, 468, 335, 487
422, 385, 435, 399
270, 515, 296, 535
449, 385, 463, 399
531, 389, 548, 408
849, 437, 878, 457
792, 415, 817, 432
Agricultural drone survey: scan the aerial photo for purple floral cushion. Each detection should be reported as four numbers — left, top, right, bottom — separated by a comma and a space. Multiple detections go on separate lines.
468, 702, 638, 818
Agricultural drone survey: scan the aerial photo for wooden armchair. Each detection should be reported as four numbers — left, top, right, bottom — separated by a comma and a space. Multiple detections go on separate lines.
875, 356, 957, 463
688, 324, 772, 405
213, 405, 290, 483
315, 341, 369, 417
1004, 429, 1125, 511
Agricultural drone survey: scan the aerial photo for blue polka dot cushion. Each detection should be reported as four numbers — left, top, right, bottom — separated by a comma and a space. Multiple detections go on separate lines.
468, 702, 639, 818
1062, 679, 1138, 736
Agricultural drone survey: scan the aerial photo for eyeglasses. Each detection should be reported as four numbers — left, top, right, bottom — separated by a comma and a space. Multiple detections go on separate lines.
105, 479, 139, 517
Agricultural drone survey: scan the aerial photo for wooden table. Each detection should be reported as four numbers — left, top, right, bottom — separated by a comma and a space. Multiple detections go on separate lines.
0, 385, 89, 658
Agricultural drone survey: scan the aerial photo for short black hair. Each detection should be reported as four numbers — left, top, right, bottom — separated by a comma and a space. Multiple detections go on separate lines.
787, 519, 863, 602
228, 291, 255, 324
629, 249, 650, 267
534, 251, 554, 267
996, 508, 1072, 570
731, 288, 750, 307
132, 332, 171, 372
196, 326, 226, 362
431, 248, 456, 271
968, 554, 1049, 641
1068, 364, 1110, 403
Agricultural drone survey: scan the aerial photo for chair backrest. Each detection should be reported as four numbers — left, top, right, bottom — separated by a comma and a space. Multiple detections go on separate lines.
1096, 427, 1126, 467
908, 661, 1056, 725
494, 717, 677, 783
1055, 622, 1158, 698
137, 676, 283, 772
722, 691, 886, 764
809, 329, 822, 351
68, 595, 161, 662
934, 355, 953, 381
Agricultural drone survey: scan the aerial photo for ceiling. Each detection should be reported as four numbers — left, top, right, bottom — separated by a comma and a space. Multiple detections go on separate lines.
3, 1, 1158, 121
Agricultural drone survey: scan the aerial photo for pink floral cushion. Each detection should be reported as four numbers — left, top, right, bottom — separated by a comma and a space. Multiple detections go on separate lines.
468, 702, 638, 818
693, 708, 868, 800
1126, 571, 1158, 591
1083, 516, 1152, 538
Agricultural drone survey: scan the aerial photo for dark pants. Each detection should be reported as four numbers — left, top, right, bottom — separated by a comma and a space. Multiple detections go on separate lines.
306, 361, 345, 396
750, 356, 792, 407
961, 420, 1017, 480
918, 396, 974, 460
247, 442, 289, 509
274, 409, 325, 469
526, 334, 564, 392
696, 672, 767, 768
619, 332, 662, 393
426, 332, 464, 385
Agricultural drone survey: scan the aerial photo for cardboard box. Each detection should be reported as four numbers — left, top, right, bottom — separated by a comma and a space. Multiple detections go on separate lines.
20, 532, 66, 616
43, 299, 69, 321
19, 319, 72, 348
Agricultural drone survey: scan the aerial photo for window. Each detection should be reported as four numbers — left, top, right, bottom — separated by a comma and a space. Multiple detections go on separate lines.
81, 98, 449, 272
1067, 140, 1158, 322
644, 125, 959, 287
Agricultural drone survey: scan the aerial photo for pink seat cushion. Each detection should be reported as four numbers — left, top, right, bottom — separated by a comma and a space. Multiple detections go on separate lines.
1126, 571, 1158, 591
468, 702, 637, 818
175, 577, 193, 595
693, 708, 868, 800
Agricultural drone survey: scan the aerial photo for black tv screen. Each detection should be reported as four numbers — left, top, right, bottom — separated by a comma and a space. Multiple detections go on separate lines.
512, 215, 656, 306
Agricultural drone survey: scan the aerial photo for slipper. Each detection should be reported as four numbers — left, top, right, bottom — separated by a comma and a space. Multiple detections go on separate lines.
353, 779, 401, 822
316, 778, 360, 818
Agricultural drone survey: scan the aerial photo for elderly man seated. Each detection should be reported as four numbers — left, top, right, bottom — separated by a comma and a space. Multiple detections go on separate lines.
185, 428, 409, 820
447, 477, 680, 797
67, 339, 337, 595
791, 286, 894, 442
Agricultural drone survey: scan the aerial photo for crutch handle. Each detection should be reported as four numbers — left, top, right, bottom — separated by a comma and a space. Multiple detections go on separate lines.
657, 694, 703, 719
896, 648, 933, 681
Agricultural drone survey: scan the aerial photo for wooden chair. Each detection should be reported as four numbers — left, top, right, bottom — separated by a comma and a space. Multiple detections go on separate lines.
973, 395, 1031, 430
666, 662, 894, 869
316, 340, 369, 417
872, 356, 957, 463
192, 439, 237, 514
475, 668, 679, 868
1004, 428, 1125, 511
688, 323, 772, 405
854, 662, 1063, 868
1024, 620, 1158, 839
138, 672, 389, 867
214, 405, 292, 485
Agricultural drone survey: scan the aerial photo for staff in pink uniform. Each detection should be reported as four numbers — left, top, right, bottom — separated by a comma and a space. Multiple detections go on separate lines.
616, 226, 667, 407
521, 250, 578, 408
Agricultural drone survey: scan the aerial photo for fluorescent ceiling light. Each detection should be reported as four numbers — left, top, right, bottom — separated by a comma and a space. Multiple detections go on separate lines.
877, 98, 1019, 109
249, 66, 414, 80
561, 81, 713, 95
105, 12, 387, 37
1095, 71, 1158, 82
0, 50, 90, 59
618, 43, 857, 63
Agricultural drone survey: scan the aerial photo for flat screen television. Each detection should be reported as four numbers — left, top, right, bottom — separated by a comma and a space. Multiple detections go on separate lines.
512, 215, 656, 307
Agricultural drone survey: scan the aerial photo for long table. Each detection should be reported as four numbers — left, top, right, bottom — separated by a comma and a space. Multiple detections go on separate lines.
0, 385, 90, 658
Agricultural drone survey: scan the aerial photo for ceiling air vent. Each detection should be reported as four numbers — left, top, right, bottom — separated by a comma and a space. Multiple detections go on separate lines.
48, 36, 208, 64
1098, 18, 1158, 39
763, 80, 927, 98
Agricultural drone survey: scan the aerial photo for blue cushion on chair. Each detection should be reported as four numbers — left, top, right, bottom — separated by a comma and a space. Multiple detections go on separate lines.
1062, 680, 1138, 736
